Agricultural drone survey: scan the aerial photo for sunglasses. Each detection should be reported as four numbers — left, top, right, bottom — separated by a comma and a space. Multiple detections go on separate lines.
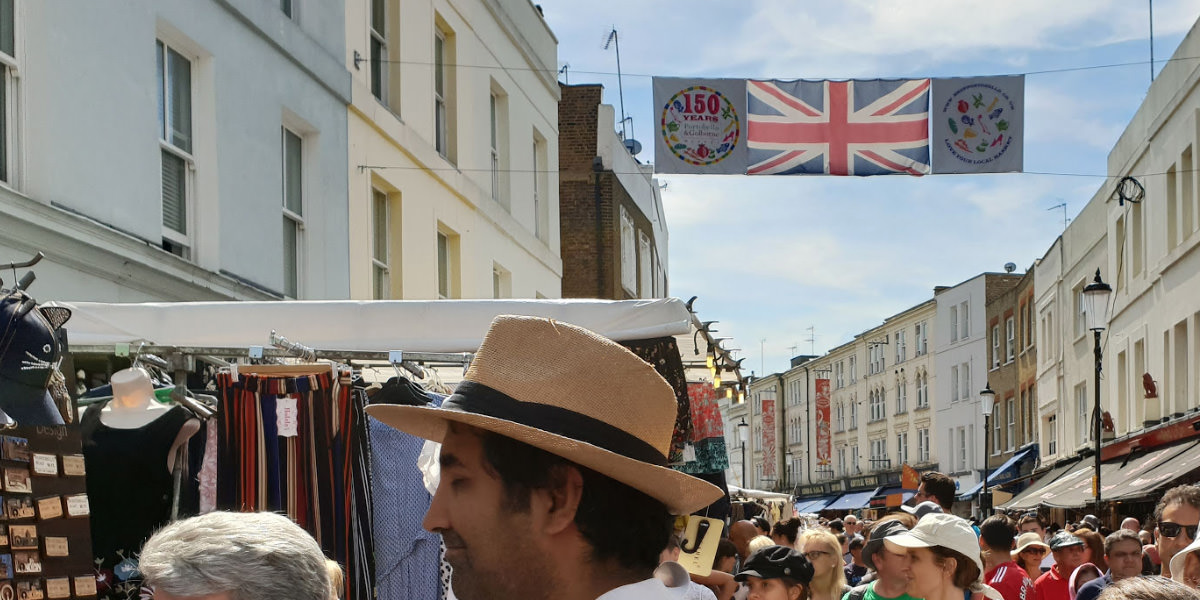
1021, 547, 1047, 556
1160, 522, 1199, 539
803, 550, 831, 560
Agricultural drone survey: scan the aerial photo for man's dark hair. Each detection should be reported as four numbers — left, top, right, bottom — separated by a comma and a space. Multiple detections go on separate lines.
478, 429, 672, 573
828, 518, 845, 533
836, 533, 847, 545
713, 539, 737, 570
980, 515, 1016, 551
849, 537, 865, 551
1154, 485, 1200, 523
921, 472, 956, 510
1105, 529, 1142, 556
751, 516, 771, 532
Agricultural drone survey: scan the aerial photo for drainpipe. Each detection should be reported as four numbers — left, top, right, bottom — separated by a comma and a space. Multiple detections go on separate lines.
592, 157, 604, 297
803, 365, 812, 484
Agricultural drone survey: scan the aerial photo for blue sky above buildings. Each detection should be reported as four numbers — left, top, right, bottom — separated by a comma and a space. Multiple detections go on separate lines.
544, 1, 1200, 375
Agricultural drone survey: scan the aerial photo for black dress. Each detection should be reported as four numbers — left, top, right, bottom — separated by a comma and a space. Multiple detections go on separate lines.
81, 403, 191, 600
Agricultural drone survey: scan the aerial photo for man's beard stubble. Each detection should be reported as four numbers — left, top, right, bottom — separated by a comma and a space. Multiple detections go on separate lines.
440, 529, 553, 600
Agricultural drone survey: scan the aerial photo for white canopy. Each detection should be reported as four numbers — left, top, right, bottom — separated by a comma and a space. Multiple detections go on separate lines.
727, 485, 793, 501
48, 298, 692, 353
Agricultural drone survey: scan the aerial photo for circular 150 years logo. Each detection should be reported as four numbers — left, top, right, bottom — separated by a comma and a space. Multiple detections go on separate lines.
940, 82, 1016, 166
660, 86, 740, 166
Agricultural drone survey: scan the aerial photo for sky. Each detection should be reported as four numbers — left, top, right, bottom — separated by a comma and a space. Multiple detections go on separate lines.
542, 1, 1200, 376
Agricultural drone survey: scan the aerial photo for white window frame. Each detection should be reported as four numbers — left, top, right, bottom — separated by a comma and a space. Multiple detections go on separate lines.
281, 126, 305, 299
957, 426, 967, 471
951, 365, 959, 402
959, 362, 970, 403
950, 306, 958, 342
849, 396, 858, 428
849, 356, 857, 382
434, 29, 448, 157
157, 38, 196, 258
918, 428, 929, 463
960, 301, 970, 339
489, 92, 500, 204
371, 188, 390, 299
1048, 414, 1058, 455
993, 400, 1003, 454
898, 432, 909, 466
992, 325, 1001, 368
1006, 317, 1016, 363
369, 0, 387, 102
1007, 398, 1017, 451
619, 205, 636, 294
1076, 382, 1089, 444
0, 0, 18, 188
437, 229, 454, 299
915, 321, 927, 355
836, 401, 844, 432
896, 330, 906, 363
638, 230, 652, 298
896, 380, 906, 413
281, 0, 295, 19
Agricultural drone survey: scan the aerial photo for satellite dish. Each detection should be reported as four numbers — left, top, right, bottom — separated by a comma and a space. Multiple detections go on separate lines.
1004, 262, 1017, 273
624, 138, 642, 156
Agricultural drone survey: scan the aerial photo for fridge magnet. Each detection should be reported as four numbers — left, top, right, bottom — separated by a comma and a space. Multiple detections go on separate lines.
42, 537, 67, 558
15, 579, 42, 599
2, 471, 29, 495
12, 551, 39, 575
0, 438, 29, 463
29, 456, 55, 478
64, 495, 88, 518
6, 527, 33, 551
45, 577, 69, 599
34, 498, 59, 522
59, 456, 85, 478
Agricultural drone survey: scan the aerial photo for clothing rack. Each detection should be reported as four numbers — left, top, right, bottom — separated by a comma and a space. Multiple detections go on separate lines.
68, 344, 475, 368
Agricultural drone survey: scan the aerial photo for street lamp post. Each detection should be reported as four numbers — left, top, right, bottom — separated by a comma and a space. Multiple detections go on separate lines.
738, 418, 750, 488
979, 383, 996, 517
1082, 269, 1113, 516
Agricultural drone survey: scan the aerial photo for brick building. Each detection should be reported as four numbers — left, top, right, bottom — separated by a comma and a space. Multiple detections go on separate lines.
558, 84, 668, 299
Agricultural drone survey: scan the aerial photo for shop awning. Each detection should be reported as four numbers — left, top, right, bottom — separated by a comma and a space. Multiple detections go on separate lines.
825, 488, 881, 511
1039, 461, 1125, 509
49, 298, 693, 353
1107, 440, 1200, 501
794, 496, 837, 514
869, 487, 915, 509
1001, 458, 1081, 511
957, 447, 1038, 500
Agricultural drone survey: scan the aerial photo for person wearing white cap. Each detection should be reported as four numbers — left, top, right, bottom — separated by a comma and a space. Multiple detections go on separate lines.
882, 513, 1003, 600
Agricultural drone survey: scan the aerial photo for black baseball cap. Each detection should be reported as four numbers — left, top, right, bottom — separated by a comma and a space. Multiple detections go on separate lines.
863, 520, 910, 571
735, 545, 814, 583
1049, 531, 1084, 551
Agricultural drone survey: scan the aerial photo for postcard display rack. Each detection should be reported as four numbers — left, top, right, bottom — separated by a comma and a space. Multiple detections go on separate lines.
0, 426, 95, 600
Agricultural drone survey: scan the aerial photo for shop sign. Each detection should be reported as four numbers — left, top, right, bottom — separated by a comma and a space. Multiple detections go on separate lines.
849, 475, 878, 489
798, 484, 826, 497
829, 479, 846, 492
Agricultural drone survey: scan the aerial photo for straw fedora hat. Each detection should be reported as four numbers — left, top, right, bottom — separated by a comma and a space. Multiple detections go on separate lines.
366, 315, 723, 515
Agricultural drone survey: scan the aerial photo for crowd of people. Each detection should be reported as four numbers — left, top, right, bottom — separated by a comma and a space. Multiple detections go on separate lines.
696, 475, 1200, 600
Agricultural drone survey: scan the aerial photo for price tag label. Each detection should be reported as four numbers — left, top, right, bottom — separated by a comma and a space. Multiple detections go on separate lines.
277, 397, 299, 438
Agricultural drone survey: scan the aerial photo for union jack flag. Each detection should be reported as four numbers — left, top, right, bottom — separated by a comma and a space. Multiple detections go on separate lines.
747, 79, 931, 176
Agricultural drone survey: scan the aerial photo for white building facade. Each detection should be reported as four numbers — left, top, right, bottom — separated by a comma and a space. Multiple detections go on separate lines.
1, 0, 352, 302
344, 0, 561, 300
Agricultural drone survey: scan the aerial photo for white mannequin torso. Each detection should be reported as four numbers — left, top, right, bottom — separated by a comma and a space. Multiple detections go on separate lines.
99, 368, 200, 471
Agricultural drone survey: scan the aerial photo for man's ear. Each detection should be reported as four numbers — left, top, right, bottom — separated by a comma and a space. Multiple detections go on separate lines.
531, 464, 584, 535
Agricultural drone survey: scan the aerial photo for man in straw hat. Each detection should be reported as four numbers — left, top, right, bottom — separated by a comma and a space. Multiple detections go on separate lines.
367, 316, 724, 600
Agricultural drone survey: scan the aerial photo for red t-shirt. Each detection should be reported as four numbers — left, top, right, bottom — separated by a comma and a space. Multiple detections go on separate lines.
987, 560, 1036, 600
1034, 565, 1069, 600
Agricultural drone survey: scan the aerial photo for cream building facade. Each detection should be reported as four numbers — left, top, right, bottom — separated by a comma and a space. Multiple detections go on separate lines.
344, 0, 561, 300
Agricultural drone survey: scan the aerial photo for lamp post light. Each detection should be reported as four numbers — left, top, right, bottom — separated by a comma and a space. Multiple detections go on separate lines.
979, 382, 996, 517
1082, 269, 1113, 516
738, 418, 750, 489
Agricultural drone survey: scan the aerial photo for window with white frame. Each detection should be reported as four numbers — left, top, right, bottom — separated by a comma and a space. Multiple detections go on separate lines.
1074, 284, 1086, 338
370, 0, 386, 101
915, 321, 928, 355
492, 262, 511, 299
993, 400, 1003, 454
281, 127, 304, 298
898, 431, 909, 466
281, 0, 294, 18
489, 88, 509, 209
1047, 414, 1057, 455
849, 397, 858, 428
917, 428, 929, 463
896, 380, 906, 413
836, 401, 844, 432
1076, 382, 1090, 444
849, 356, 857, 382
532, 130, 549, 242
0, 0, 16, 185
870, 438, 887, 469
870, 389, 885, 421
1006, 317, 1016, 362
158, 39, 194, 258
620, 206, 636, 294
951, 365, 960, 402
896, 330, 906, 363
960, 301, 970, 339
835, 361, 844, 388
638, 230, 652, 298
957, 426, 967, 471
489, 93, 499, 202
992, 325, 1001, 368
917, 373, 928, 408
837, 447, 846, 477
371, 189, 390, 299
950, 305, 958, 342
959, 362, 970, 402
434, 28, 448, 157
437, 227, 460, 299
851, 446, 859, 474
1008, 398, 1016, 450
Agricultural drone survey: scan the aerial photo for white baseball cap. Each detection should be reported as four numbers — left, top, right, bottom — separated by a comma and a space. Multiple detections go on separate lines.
884, 513, 984, 575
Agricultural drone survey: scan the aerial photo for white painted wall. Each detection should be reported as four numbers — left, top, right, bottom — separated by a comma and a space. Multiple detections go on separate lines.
344, 0, 561, 300
935, 275, 989, 494
11, 0, 351, 301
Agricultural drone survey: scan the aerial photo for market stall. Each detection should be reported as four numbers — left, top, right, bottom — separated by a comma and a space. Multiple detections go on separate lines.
0, 285, 734, 600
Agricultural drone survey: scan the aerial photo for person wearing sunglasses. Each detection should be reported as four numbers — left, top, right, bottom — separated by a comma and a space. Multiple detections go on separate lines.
1013, 532, 1051, 581
1157, 485, 1200, 580
798, 530, 848, 600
